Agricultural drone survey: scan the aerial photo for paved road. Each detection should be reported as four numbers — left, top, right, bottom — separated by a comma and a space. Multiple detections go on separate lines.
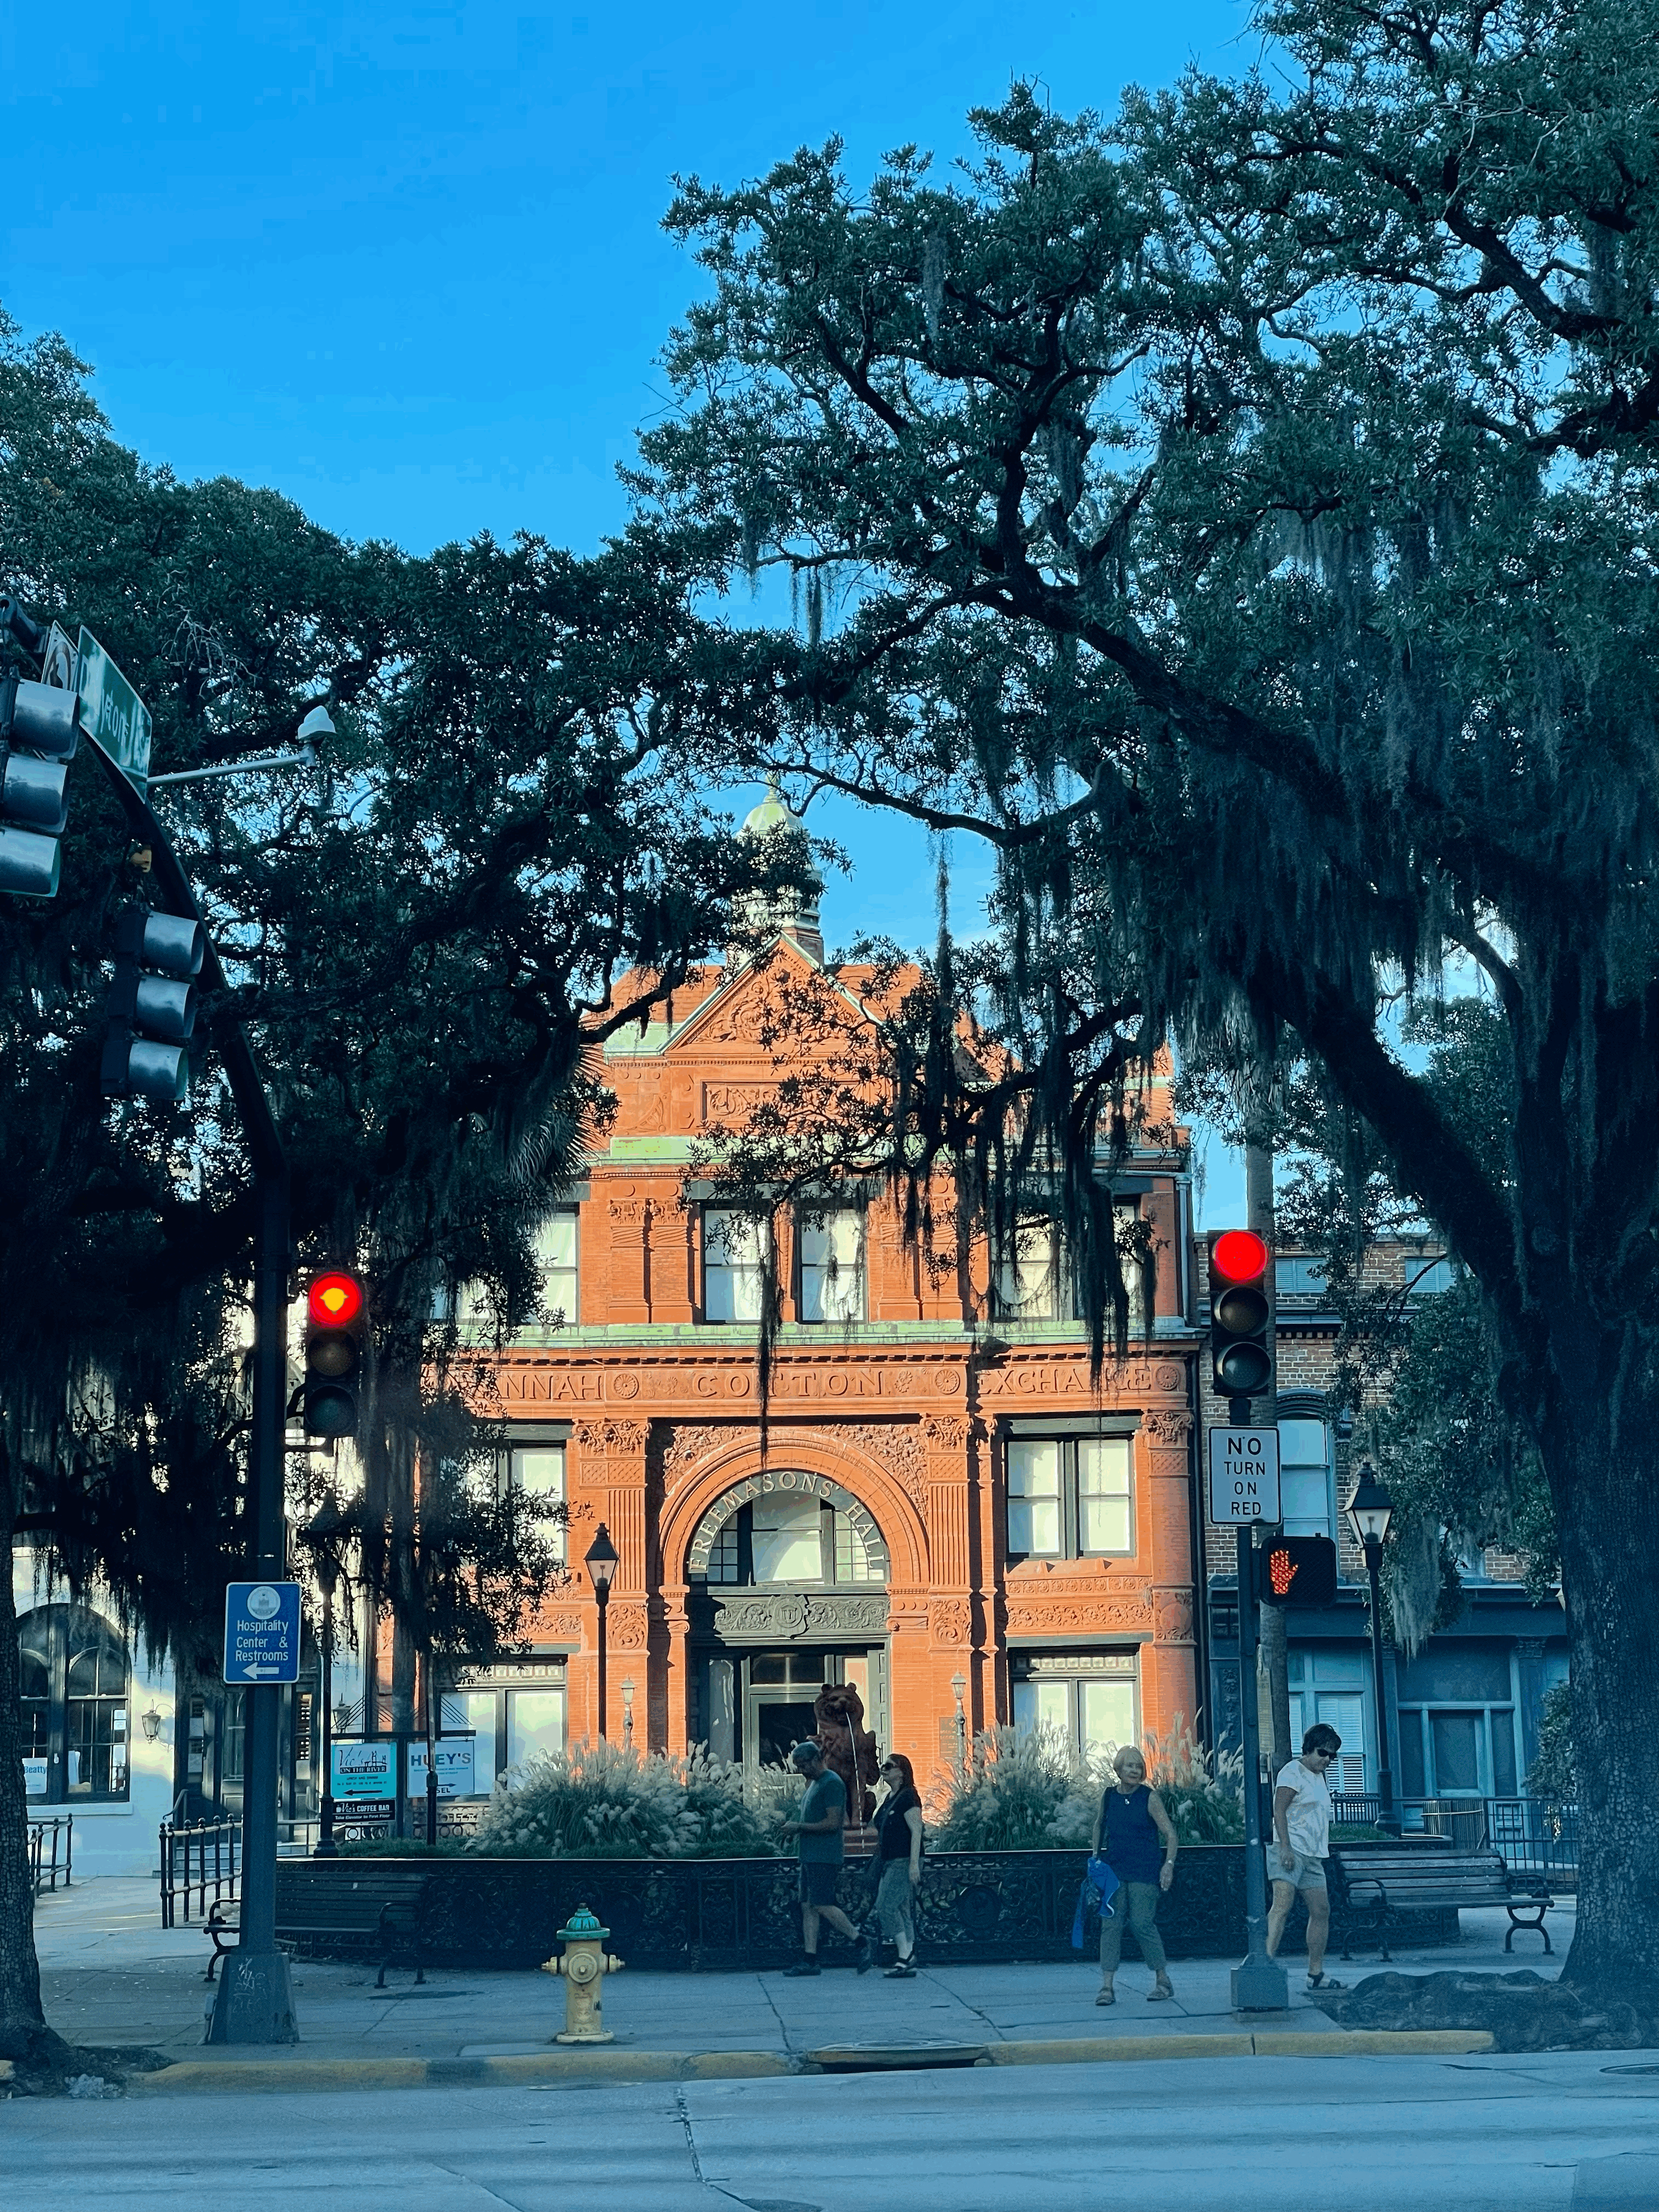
7, 2051, 1657, 2210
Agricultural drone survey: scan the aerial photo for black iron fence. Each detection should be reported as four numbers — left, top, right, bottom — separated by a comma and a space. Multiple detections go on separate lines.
27, 1815, 72, 1893
1330, 1794, 1579, 1885
160, 1815, 241, 1928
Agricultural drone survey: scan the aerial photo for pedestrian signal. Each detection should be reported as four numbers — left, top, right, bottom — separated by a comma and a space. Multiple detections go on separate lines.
1259, 1535, 1338, 1608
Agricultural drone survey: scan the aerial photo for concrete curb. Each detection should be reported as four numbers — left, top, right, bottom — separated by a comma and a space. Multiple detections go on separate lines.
123, 2027, 1494, 2095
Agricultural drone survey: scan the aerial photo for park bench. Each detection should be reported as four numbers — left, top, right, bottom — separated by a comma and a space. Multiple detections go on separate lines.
205, 1869, 432, 1988
1330, 1843, 1553, 1962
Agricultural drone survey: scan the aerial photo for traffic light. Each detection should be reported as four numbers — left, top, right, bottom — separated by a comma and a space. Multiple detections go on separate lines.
100, 905, 206, 1103
1208, 1228, 1273, 1400
1259, 1535, 1338, 1608
0, 672, 80, 898
304, 1271, 368, 1438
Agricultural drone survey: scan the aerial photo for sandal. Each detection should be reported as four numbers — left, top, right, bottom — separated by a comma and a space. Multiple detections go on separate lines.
1095, 1987, 1115, 2006
1147, 1983, 1174, 2002
1305, 1973, 1345, 1991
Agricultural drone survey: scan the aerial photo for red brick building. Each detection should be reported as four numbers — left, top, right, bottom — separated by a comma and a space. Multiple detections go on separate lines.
460, 797, 1207, 1788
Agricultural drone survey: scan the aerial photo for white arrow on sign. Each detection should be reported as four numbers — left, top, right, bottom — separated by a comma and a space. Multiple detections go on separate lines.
239, 1663, 284, 1678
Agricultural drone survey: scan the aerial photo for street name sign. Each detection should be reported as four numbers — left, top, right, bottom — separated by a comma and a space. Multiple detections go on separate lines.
1207, 1425, 1281, 1525
76, 626, 152, 794
223, 1580, 302, 1684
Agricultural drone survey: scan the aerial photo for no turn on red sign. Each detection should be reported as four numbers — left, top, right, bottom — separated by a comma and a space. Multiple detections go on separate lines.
1206, 1426, 1281, 1526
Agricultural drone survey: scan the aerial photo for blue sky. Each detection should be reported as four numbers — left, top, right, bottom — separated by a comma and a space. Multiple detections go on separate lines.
2, 1, 1254, 1217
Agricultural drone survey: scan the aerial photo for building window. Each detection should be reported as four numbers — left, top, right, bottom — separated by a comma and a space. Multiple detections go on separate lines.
1274, 1255, 1328, 1297
995, 1218, 1063, 1320
1409, 1255, 1456, 1297
1006, 1436, 1133, 1561
19, 1605, 131, 1803
535, 1210, 579, 1325
1396, 1643, 1520, 1799
507, 1682, 568, 1771
508, 1442, 567, 1564
798, 1206, 865, 1322
1279, 1419, 1333, 1538
1011, 1654, 1139, 1756
703, 1208, 768, 1322
1288, 1649, 1368, 1793
701, 1492, 884, 1587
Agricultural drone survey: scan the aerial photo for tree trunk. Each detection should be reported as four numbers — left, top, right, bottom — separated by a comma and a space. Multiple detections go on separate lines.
1541, 1346, 1659, 2032
0, 1499, 64, 2065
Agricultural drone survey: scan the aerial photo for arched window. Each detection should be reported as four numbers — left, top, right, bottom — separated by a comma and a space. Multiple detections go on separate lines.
19, 1604, 131, 1803
694, 1480, 888, 1588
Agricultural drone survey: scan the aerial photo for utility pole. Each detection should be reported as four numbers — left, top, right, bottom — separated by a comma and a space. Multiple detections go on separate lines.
86, 751, 297, 2044
1246, 1138, 1293, 1778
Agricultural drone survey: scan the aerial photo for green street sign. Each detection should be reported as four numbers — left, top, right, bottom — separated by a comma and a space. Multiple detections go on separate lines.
76, 627, 151, 793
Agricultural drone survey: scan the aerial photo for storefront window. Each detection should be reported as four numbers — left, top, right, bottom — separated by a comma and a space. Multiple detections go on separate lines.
507, 1686, 567, 1770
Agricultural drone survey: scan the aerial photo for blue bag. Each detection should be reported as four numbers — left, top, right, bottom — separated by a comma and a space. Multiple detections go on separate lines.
1070, 1855, 1121, 1950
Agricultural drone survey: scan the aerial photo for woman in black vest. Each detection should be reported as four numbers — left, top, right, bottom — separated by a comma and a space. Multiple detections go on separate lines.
872, 1753, 924, 1977
1090, 1743, 1178, 2005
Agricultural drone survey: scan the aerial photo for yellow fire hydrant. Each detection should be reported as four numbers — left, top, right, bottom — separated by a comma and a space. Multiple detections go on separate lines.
541, 1904, 624, 2043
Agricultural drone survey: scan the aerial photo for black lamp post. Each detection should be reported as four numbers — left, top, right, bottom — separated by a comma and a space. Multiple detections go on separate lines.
1347, 1464, 1401, 1837
584, 1524, 619, 1741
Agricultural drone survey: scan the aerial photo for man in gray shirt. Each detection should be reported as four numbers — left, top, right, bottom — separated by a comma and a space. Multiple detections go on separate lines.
780, 1740, 872, 1977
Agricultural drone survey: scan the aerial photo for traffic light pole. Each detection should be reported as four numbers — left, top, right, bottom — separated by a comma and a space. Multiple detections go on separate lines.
88, 751, 297, 2042
1229, 1399, 1289, 2014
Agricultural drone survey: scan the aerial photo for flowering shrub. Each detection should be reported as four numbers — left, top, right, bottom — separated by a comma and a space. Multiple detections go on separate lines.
467, 1740, 785, 1859
932, 1716, 1243, 1851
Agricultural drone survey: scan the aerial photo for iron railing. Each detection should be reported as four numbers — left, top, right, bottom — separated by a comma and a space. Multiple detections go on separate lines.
27, 1815, 72, 1893
159, 1815, 241, 1927
1330, 1793, 1579, 1884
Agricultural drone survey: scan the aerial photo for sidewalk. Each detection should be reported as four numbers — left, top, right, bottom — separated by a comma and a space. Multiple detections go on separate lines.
30, 1877, 1570, 2090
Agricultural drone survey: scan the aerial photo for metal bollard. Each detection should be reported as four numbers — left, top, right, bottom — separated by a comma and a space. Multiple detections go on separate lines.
540, 1904, 624, 2043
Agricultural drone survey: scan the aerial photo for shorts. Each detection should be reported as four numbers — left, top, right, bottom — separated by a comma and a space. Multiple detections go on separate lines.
799, 1861, 842, 1908
1267, 1848, 1327, 1893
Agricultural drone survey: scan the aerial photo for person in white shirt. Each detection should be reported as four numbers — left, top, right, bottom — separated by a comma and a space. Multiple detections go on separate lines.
1266, 1723, 1346, 1992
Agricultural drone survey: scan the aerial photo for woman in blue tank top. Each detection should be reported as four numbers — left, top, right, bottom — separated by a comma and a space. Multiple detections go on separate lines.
1089, 1745, 1178, 2005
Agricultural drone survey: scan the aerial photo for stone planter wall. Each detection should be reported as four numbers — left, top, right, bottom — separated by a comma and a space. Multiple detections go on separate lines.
275, 1844, 1457, 1971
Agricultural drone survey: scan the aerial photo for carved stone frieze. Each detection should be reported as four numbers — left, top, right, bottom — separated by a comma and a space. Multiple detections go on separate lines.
573, 1419, 648, 1455
1004, 1596, 1156, 1634
661, 1424, 739, 1494
1153, 1588, 1195, 1642
710, 1591, 891, 1641
928, 1596, 972, 1646
1143, 1408, 1193, 1448
605, 1602, 650, 1651
834, 1421, 928, 1510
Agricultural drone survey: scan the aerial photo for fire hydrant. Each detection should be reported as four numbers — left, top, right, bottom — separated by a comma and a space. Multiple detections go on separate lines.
541, 1904, 624, 2043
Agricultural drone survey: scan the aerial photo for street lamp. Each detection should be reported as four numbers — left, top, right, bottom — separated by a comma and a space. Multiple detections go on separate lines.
1346, 1464, 1401, 1837
622, 1678, 635, 1748
303, 1493, 349, 1859
584, 1525, 618, 1742
951, 1671, 968, 1770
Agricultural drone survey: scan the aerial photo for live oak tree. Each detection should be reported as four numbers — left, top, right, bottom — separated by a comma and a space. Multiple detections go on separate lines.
0, 323, 781, 2063
640, 1, 1659, 2022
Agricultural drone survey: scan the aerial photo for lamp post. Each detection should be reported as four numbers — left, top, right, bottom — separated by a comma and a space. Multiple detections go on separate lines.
315, 1551, 340, 1858
584, 1525, 618, 1742
1347, 1464, 1401, 1837
622, 1679, 635, 1748
950, 1671, 967, 1770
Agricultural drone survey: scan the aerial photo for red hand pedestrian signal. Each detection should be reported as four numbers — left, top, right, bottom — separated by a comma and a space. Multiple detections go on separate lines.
1259, 1536, 1338, 1608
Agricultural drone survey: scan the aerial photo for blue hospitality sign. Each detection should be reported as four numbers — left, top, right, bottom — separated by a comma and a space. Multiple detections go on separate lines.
223, 1580, 302, 1684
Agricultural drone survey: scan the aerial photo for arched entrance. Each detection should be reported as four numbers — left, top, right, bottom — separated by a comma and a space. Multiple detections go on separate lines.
686, 1469, 891, 1769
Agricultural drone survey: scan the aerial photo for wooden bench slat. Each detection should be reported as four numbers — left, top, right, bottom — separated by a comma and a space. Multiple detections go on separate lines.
1329, 1843, 1554, 1963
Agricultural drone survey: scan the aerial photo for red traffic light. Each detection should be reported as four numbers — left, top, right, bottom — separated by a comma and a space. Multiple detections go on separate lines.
308, 1271, 364, 1329
1210, 1229, 1269, 1284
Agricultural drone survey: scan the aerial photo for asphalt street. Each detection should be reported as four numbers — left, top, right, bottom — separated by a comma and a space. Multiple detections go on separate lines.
6, 2050, 1657, 2212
